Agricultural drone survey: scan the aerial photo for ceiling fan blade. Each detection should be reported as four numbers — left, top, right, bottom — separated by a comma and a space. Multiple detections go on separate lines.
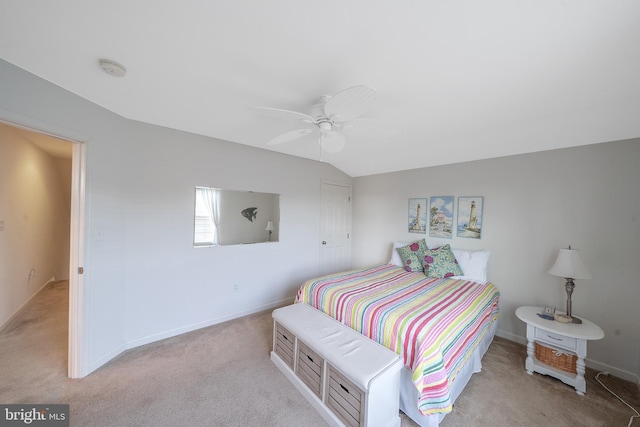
249, 106, 315, 124
319, 131, 346, 153
324, 85, 378, 123
267, 128, 314, 145
340, 117, 402, 138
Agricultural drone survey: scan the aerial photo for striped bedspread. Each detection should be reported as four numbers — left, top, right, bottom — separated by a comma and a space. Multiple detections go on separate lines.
295, 263, 500, 415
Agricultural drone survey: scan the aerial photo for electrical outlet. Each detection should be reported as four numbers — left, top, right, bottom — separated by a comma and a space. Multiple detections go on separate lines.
233, 283, 239, 293
28, 268, 36, 280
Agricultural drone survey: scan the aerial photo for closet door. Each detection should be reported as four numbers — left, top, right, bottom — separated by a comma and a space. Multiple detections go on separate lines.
319, 182, 351, 275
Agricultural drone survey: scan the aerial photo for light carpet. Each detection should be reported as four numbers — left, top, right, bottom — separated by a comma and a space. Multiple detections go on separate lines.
1, 281, 638, 426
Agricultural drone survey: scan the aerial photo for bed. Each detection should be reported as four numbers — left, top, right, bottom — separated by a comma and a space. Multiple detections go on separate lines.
294, 244, 500, 427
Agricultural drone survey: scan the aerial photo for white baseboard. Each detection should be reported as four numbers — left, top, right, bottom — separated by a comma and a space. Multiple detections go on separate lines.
586, 359, 639, 384
125, 297, 293, 350
84, 304, 640, 389
86, 343, 127, 376
495, 329, 526, 345
84, 297, 294, 377
496, 328, 639, 385
0, 276, 56, 333
81, 297, 293, 378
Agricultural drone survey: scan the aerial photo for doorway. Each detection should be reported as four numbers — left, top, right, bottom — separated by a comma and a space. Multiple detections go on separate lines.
0, 116, 85, 379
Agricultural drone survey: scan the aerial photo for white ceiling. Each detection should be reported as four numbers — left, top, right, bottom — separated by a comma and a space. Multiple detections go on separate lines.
1, 1, 639, 177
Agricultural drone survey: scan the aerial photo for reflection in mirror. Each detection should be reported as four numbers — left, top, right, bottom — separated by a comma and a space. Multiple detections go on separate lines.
194, 187, 279, 246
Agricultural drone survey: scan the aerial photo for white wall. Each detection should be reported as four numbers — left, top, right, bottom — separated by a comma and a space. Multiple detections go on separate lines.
0, 59, 352, 375
0, 123, 71, 328
351, 139, 640, 383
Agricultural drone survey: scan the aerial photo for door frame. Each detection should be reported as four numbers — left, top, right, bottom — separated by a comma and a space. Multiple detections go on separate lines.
68, 141, 85, 378
319, 181, 352, 275
0, 109, 87, 378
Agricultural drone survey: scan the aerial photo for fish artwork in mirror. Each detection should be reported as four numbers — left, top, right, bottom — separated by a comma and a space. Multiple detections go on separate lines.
194, 187, 280, 246
241, 207, 258, 222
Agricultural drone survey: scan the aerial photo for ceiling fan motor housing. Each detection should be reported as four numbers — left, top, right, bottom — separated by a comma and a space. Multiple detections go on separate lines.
318, 120, 332, 133
311, 97, 331, 121
250, 85, 400, 153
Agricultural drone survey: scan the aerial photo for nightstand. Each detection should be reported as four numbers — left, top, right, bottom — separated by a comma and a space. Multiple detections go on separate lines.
515, 306, 604, 395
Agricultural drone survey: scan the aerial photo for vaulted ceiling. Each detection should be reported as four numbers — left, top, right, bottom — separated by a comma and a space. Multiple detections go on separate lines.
1, 1, 639, 176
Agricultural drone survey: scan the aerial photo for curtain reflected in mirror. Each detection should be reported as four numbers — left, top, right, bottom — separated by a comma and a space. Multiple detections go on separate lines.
194, 187, 279, 246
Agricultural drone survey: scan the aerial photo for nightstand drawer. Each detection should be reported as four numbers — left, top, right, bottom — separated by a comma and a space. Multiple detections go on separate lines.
535, 329, 577, 351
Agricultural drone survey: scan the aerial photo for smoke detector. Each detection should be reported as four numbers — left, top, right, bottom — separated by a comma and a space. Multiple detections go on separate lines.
99, 58, 126, 77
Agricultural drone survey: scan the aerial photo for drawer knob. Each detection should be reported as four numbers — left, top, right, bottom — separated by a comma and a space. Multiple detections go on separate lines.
340, 383, 350, 394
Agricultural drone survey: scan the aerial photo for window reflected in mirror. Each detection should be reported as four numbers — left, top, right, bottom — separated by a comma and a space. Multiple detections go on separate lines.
194, 187, 279, 246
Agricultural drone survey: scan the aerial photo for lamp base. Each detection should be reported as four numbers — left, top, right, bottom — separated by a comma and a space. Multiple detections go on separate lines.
564, 278, 583, 324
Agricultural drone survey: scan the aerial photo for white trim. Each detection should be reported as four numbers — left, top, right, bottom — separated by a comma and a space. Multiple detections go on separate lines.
86, 297, 293, 374
87, 344, 128, 376
125, 297, 292, 349
585, 358, 639, 385
68, 142, 86, 378
0, 109, 88, 144
495, 329, 526, 345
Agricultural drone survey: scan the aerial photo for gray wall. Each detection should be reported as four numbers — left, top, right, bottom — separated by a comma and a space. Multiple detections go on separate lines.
351, 139, 640, 382
0, 59, 352, 375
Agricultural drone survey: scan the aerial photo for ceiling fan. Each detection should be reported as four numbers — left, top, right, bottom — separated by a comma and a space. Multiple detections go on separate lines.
249, 85, 401, 154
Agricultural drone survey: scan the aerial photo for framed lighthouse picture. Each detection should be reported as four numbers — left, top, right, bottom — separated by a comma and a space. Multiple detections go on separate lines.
408, 198, 427, 234
457, 196, 484, 239
429, 196, 454, 239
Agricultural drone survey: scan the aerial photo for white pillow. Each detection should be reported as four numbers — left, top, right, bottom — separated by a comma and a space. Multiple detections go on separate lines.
389, 241, 411, 267
451, 248, 490, 283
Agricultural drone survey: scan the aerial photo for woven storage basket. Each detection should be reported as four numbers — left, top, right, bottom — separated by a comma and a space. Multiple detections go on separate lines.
535, 342, 577, 373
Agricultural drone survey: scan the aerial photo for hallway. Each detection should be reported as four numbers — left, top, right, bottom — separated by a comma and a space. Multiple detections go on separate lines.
0, 280, 68, 402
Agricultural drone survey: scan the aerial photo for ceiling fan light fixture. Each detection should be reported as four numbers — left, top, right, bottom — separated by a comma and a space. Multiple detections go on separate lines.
99, 58, 126, 77
320, 132, 346, 153
318, 121, 332, 133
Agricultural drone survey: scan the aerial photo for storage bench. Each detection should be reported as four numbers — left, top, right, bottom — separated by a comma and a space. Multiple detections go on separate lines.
271, 303, 402, 427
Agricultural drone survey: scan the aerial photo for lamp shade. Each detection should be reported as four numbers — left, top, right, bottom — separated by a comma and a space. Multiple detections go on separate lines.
548, 248, 592, 279
265, 221, 274, 231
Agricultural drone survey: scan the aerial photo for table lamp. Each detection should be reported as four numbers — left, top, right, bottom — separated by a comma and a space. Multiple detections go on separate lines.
265, 221, 274, 241
548, 246, 592, 324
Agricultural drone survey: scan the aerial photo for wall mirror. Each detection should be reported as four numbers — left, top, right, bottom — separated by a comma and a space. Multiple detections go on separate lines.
194, 186, 280, 246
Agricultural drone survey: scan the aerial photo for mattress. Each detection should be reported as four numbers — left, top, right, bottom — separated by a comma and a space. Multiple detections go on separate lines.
295, 263, 500, 418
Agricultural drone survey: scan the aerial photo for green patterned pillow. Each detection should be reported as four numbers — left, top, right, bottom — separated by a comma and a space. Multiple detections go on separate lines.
421, 244, 464, 278
396, 239, 429, 272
